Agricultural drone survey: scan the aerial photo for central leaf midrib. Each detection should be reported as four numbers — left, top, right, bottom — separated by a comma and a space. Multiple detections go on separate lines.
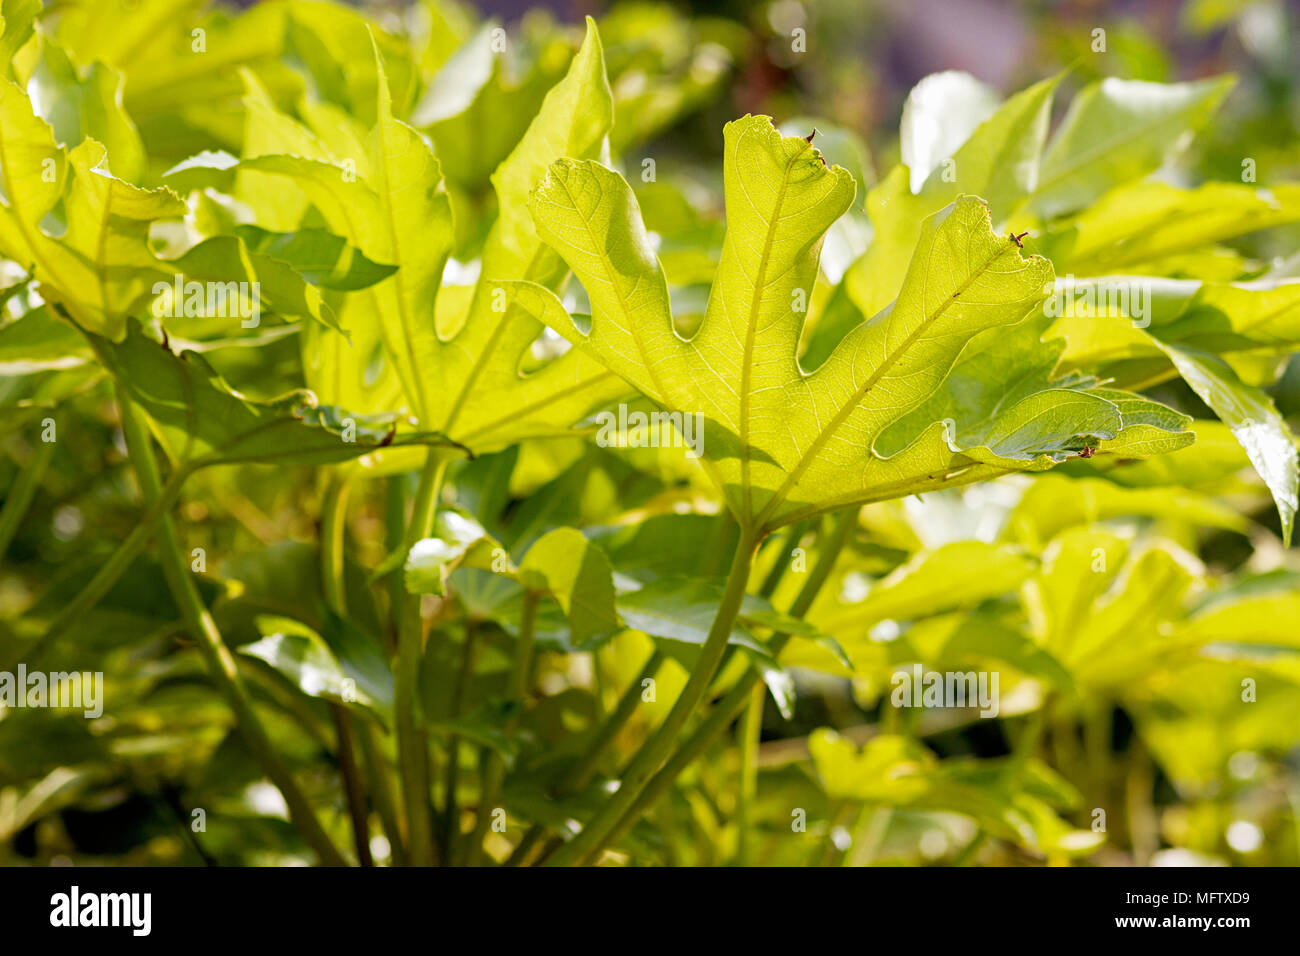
0, 130, 69, 312
756, 239, 1018, 528
459, 369, 620, 444
739, 140, 808, 517
93, 181, 115, 319
442, 244, 549, 435
373, 127, 431, 424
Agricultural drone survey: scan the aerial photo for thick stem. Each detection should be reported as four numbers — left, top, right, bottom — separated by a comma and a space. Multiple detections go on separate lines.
507, 647, 665, 866
0, 435, 55, 559
565, 510, 855, 862
757, 521, 806, 599
466, 591, 539, 865
546, 532, 758, 866
394, 452, 449, 866
382, 476, 408, 652
320, 474, 352, 614
116, 386, 346, 866
331, 705, 373, 866
358, 722, 406, 865
735, 681, 764, 866
319, 473, 374, 866
440, 621, 481, 862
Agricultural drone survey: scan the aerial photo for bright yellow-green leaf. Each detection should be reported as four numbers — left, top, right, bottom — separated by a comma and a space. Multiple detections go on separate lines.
517, 123, 1173, 533
1027, 75, 1233, 220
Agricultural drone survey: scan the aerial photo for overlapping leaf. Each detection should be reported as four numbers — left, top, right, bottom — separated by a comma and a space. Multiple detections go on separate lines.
228, 21, 630, 453
511, 116, 1190, 533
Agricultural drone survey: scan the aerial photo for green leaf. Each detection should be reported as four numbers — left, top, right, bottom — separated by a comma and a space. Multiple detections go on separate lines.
248, 21, 627, 453
616, 577, 769, 657
0, 0, 40, 78
875, 315, 1193, 465
0, 80, 185, 340
0, 304, 90, 374
231, 225, 398, 291
900, 71, 999, 193
1041, 181, 1300, 275
1178, 590, 1300, 651
29, 40, 146, 183
404, 512, 496, 597
1003, 474, 1251, 548
812, 542, 1037, 669
1157, 344, 1298, 545
163, 234, 347, 334
82, 320, 462, 468
1063, 546, 1198, 686
519, 117, 1144, 532
239, 40, 452, 424
809, 731, 934, 803
241, 616, 387, 722
414, 21, 562, 192
425, 17, 626, 452
909, 612, 1074, 692
318, 608, 395, 719
517, 528, 618, 645
921, 759, 1103, 856
1022, 526, 1129, 659
1028, 76, 1234, 220
839, 74, 1059, 329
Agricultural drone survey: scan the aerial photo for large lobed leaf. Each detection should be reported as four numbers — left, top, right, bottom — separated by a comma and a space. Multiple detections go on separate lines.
232, 20, 630, 454
510, 116, 1189, 534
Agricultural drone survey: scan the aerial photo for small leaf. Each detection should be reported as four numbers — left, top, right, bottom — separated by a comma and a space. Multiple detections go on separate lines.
82, 320, 462, 468
241, 616, 387, 721
231, 225, 398, 291
1029, 76, 1234, 220
404, 512, 495, 597
517, 528, 618, 644
1158, 344, 1298, 545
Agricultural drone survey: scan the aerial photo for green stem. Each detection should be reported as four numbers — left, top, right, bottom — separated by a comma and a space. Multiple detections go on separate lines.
757, 521, 805, 599
0, 435, 55, 559
546, 531, 759, 866
846, 806, 891, 866
441, 621, 481, 863
466, 590, 539, 865
1125, 736, 1157, 865
320, 473, 351, 613
358, 722, 406, 865
395, 452, 449, 866
956, 710, 1045, 865
1084, 700, 1112, 810
735, 681, 764, 866
331, 704, 373, 866
6, 462, 192, 671
115, 384, 346, 866
382, 476, 408, 652
567, 648, 664, 793
561, 510, 855, 863
319, 473, 374, 867
507, 647, 664, 866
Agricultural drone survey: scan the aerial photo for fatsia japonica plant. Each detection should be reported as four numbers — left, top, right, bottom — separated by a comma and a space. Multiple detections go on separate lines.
0, 0, 1297, 870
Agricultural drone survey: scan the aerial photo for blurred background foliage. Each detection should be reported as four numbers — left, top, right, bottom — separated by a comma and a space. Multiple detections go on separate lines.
2, 0, 1299, 867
